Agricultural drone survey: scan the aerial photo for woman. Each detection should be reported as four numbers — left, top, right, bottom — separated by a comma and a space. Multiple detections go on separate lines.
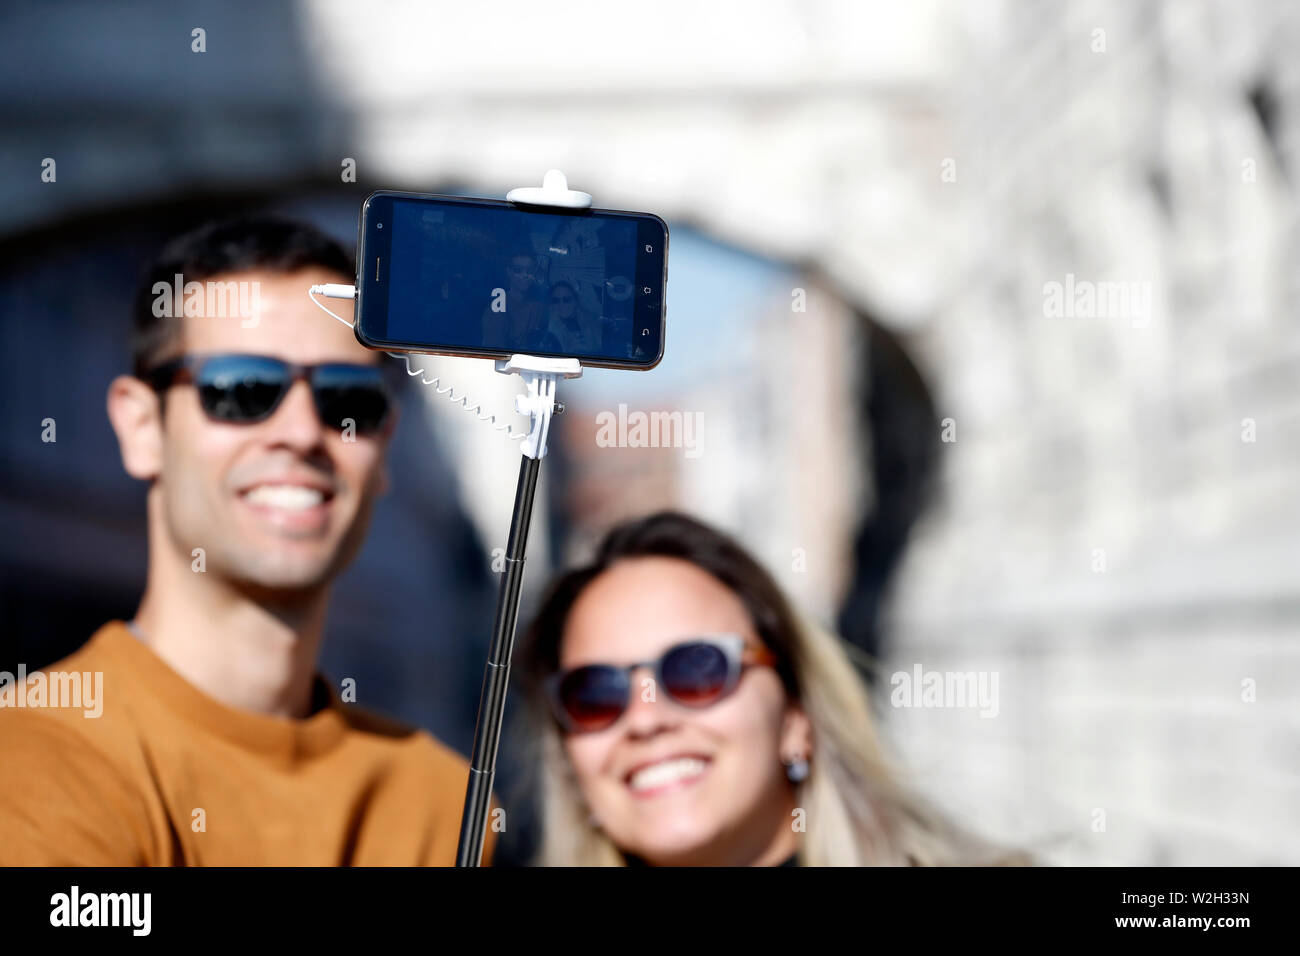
517, 511, 1026, 866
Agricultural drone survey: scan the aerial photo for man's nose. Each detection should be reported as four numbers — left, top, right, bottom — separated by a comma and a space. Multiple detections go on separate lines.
263, 379, 326, 448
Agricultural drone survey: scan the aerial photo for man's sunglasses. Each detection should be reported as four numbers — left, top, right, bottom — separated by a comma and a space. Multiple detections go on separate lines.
144, 354, 393, 434
544, 635, 777, 734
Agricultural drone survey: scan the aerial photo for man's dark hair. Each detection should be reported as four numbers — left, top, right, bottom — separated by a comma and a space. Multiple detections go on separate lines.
131, 215, 355, 378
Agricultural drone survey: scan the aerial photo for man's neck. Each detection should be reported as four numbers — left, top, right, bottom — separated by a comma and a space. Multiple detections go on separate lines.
132, 559, 330, 720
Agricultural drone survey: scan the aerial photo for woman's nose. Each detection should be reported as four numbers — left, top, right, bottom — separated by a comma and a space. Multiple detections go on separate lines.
621, 665, 672, 733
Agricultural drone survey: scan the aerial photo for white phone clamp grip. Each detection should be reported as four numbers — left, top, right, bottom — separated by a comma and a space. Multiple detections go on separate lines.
496, 170, 589, 459
505, 169, 592, 209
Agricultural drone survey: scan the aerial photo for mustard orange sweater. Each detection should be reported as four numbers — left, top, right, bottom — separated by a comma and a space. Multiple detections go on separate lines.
0, 622, 495, 865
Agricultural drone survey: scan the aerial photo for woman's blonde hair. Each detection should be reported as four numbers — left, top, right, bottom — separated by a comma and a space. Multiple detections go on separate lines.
515, 511, 1027, 866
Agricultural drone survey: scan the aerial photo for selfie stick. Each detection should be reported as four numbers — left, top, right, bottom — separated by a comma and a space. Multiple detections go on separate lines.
455, 171, 588, 866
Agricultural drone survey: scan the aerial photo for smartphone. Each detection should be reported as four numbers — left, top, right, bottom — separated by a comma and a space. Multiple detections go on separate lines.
354, 190, 669, 369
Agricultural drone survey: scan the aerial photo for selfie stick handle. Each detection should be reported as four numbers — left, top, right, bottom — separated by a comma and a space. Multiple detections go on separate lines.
456, 170, 590, 867
456, 451, 538, 866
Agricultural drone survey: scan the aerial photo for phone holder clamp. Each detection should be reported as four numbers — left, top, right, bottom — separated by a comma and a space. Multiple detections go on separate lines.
493, 169, 590, 458
495, 353, 582, 460
505, 168, 592, 209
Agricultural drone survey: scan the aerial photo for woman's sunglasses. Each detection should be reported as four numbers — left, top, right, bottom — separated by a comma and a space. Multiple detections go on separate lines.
545, 635, 777, 734
145, 353, 393, 434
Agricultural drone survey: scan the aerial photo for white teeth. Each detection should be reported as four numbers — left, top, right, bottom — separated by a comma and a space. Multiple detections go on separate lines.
243, 485, 325, 510
628, 757, 708, 792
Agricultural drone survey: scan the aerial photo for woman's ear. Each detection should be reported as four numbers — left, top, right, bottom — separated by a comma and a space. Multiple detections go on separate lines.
107, 375, 164, 480
780, 702, 814, 762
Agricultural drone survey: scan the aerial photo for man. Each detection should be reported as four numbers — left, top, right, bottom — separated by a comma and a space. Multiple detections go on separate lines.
481, 250, 545, 348
0, 216, 494, 865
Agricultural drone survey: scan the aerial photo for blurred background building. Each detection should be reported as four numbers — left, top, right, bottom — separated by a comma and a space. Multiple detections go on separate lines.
0, 0, 1295, 865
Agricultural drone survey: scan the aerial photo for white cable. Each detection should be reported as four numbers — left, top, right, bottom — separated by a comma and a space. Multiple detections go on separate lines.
307, 284, 360, 330
307, 286, 527, 442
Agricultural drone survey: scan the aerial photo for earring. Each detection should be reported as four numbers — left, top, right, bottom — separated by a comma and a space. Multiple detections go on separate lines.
783, 754, 810, 784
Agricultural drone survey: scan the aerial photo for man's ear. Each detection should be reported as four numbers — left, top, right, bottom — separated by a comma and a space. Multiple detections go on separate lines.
107, 375, 164, 480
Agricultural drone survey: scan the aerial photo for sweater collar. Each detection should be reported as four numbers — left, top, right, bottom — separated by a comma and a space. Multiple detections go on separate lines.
108, 620, 347, 762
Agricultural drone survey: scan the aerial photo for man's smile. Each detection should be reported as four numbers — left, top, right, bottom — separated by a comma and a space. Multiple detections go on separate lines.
236, 479, 337, 532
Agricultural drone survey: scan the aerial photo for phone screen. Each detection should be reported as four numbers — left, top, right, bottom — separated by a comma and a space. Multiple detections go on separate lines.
355, 192, 668, 368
